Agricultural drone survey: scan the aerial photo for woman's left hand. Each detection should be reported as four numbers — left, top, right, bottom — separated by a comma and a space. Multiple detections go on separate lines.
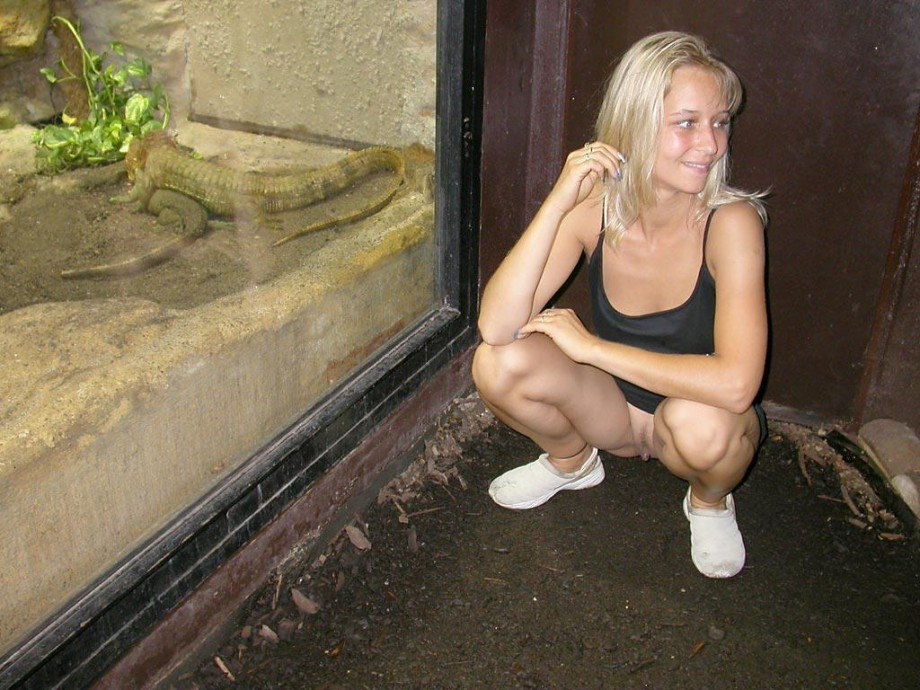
517, 308, 598, 364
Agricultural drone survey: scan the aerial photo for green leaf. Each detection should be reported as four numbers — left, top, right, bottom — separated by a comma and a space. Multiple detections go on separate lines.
140, 120, 162, 136
127, 58, 150, 79
33, 17, 170, 173
124, 93, 150, 125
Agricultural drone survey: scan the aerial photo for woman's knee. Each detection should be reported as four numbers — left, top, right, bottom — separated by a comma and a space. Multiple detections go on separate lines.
655, 399, 742, 472
472, 338, 542, 402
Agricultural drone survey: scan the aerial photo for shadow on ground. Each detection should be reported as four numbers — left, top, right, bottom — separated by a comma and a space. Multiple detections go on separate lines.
173, 395, 920, 690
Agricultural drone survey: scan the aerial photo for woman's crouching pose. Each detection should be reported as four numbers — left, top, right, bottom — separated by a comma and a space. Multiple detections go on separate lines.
472, 31, 768, 579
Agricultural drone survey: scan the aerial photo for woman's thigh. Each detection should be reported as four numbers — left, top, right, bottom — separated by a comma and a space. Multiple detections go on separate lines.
473, 335, 638, 454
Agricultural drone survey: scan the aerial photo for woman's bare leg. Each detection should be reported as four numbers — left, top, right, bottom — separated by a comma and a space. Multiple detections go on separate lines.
652, 398, 760, 505
472, 334, 636, 470
651, 398, 761, 578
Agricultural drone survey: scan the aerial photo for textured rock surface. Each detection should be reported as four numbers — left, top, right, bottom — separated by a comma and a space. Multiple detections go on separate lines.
0, 0, 436, 150
859, 418, 920, 519
0, 0, 50, 62
0, 198, 434, 654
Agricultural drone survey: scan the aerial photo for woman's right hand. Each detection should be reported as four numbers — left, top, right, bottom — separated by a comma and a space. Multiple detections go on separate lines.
544, 142, 626, 215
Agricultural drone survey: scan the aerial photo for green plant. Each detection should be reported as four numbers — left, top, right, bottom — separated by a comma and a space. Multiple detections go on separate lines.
32, 16, 170, 173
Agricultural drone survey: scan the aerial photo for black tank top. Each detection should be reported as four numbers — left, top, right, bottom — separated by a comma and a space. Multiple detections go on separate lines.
588, 211, 716, 414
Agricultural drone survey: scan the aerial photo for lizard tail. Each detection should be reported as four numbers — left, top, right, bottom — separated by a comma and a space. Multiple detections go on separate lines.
272, 150, 406, 247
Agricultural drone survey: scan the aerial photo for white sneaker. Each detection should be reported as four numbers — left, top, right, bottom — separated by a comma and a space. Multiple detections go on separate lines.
683, 488, 746, 578
489, 447, 604, 510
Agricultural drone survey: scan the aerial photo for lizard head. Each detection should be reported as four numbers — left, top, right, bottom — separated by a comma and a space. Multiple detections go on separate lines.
124, 130, 177, 181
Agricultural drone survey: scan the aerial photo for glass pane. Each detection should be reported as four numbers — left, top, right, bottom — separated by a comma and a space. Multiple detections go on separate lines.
0, 0, 438, 658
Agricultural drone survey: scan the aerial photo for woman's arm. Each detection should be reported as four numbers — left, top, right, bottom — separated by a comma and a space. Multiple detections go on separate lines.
478, 144, 623, 345
519, 202, 767, 413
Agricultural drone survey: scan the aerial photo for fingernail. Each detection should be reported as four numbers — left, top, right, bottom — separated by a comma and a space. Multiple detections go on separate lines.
617, 153, 627, 163
615, 169, 623, 181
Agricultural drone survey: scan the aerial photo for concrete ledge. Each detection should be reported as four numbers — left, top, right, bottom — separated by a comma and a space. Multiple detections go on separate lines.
0, 189, 434, 655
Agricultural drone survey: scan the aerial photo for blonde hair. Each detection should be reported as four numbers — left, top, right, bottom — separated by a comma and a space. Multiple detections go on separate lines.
594, 31, 767, 245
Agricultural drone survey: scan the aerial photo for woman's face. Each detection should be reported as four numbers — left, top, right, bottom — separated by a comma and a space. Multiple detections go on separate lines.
652, 66, 730, 198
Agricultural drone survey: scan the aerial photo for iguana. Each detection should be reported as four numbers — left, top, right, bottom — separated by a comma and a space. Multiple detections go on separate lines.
61, 188, 209, 279
115, 131, 405, 246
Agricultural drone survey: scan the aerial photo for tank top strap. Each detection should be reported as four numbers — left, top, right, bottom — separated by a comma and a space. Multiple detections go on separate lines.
702, 208, 716, 265
592, 228, 605, 260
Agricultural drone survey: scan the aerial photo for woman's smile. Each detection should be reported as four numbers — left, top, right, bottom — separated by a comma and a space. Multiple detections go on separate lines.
682, 160, 713, 175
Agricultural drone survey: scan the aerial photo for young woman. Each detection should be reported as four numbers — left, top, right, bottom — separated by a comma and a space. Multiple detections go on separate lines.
472, 31, 768, 578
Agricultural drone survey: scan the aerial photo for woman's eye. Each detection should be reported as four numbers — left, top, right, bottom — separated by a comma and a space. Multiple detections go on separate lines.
714, 120, 731, 130
676, 120, 695, 129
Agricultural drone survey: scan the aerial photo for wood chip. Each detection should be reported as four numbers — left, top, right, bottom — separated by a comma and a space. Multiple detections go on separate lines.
259, 624, 279, 644
846, 516, 868, 530
345, 524, 372, 551
629, 657, 656, 674
797, 449, 813, 486
271, 573, 283, 610
879, 531, 906, 541
839, 482, 861, 517
214, 655, 235, 681
405, 506, 444, 519
291, 588, 321, 615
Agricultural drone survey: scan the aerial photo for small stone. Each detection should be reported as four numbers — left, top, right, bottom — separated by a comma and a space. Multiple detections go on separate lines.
707, 624, 726, 641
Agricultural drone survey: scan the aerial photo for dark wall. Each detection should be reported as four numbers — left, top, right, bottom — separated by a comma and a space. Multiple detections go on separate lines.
479, 0, 537, 285
857, 112, 920, 428
480, 0, 920, 426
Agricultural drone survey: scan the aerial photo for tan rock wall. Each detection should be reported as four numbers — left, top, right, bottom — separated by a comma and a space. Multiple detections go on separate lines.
183, 0, 437, 148
2, 1, 436, 150
0, 0, 50, 63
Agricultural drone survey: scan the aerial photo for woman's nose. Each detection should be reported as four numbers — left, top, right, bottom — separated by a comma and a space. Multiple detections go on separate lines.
695, 125, 720, 154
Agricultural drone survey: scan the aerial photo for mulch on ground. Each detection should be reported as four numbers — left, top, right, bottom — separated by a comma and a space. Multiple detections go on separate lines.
172, 393, 920, 690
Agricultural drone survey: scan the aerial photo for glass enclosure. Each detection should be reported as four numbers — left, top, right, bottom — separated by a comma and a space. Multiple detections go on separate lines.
0, 1, 480, 685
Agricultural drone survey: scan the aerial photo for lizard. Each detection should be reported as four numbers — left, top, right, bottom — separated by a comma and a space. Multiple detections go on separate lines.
114, 131, 406, 246
61, 188, 210, 279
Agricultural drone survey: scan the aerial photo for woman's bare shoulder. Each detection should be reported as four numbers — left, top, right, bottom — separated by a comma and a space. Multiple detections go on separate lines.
707, 202, 765, 276
710, 200, 764, 233
562, 182, 607, 250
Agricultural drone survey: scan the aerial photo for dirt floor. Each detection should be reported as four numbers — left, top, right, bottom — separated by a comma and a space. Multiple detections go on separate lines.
168, 395, 920, 690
